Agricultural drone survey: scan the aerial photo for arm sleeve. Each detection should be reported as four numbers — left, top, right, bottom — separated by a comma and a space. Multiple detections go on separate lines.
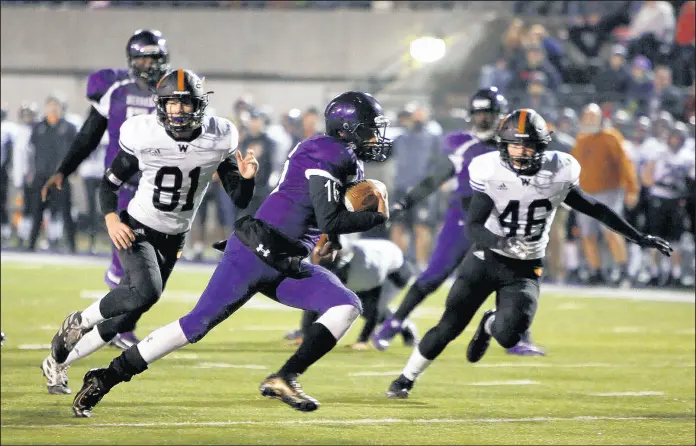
217, 156, 255, 209
398, 153, 455, 209
308, 175, 387, 234
466, 191, 505, 249
56, 106, 108, 177
99, 149, 139, 215
563, 186, 642, 242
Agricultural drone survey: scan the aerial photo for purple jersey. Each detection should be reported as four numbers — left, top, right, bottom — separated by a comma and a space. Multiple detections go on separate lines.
255, 135, 364, 252
88, 69, 157, 171
442, 131, 497, 207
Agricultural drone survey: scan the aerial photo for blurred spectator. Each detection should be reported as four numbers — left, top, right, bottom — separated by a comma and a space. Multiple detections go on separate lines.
508, 44, 562, 92
390, 105, 441, 270
301, 107, 320, 139
521, 71, 558, 122
187, 176, 227, 261
593, 45, 631, 98
625, 56, 655, 117
556, 107, 580, 137
77, 128, 106, 254
567, 1, 633, 58
571, 103, 639, 286
528, 24, 567, 75
627, 0, 676, 65
653, 110, 675, 141
479, 59, 512, 93
683, 81, 695, 122
672, 0, 695, 86
27, 95, 77, 253
501, 18, 525, 61
1, 105, 14, 240
237, 109, 277, 218
650, 65, 684, 119
12, 102, 39, 247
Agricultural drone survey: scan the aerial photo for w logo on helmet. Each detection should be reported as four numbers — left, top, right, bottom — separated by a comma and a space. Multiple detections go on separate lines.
178, 144, 188, 153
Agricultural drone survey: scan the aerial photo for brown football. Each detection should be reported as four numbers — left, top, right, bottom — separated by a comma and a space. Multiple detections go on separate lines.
344, 180, 380, 212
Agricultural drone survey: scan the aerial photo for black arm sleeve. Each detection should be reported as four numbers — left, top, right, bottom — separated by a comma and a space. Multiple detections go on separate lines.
57, 106, 108, 177
217, 156, 255, 209
467, 191, 506, 249
564, 186, 642, 242
399, 155, 455, 209
98, 149, 139, 215
309, 176, 387, 234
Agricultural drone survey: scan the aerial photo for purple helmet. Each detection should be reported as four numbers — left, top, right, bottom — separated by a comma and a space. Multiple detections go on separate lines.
324, 91, 392, 162
127, 29, 170, 88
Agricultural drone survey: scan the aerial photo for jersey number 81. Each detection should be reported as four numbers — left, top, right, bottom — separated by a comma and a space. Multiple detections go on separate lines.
152, 166, 201, 212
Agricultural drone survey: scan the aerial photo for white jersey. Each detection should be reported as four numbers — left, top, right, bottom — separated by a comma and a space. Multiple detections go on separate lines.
469, 150, 581, 260
1, 120, 19, 168
119, 114, 239, 234
341, 238, 404, 292
648, 146, 695, 199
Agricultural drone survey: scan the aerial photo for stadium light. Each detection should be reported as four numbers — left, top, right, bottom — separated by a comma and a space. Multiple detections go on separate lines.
409, 36, 446, 64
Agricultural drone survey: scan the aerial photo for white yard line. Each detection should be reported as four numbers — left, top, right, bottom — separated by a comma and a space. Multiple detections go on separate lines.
3, 415, 692, 429
467, 380, 539, 386
590, 391, 665, 397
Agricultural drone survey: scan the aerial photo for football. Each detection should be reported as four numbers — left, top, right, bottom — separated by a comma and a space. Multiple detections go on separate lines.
344, 179, 388, 212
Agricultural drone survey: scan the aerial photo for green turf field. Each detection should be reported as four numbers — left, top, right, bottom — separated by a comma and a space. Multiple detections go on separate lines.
1, 256, 694, 445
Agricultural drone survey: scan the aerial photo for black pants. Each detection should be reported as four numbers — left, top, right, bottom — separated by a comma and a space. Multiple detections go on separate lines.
28, 177, 76, 252
0, 167, 8, 227
83, 177, 102, 246
418, 248, 541, 360
95, 213, 186, 341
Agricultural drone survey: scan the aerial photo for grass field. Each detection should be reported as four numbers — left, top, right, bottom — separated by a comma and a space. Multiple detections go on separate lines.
1, 254, 694, 445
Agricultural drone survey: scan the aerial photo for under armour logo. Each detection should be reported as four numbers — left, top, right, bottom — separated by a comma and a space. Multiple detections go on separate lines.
178, 144, 188, 153
521, 178, 530, 186
497, 183, 508, 191
256, 244, 270, 258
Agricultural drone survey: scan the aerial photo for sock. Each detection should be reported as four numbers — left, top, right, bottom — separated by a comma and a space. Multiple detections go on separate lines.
137, 320, 190, 364
278, 323, 337, 377
402, 346, 432, 381
394, 284, 427, 321
80, 300, 106, 329
105, 345, 149, 389
193, 242, 203, 254
62, 328, 110, 366
484, 314, 495, 335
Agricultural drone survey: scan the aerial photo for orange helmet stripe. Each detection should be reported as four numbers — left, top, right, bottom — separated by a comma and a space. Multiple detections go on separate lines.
177, 69, 184, 91
517, 109, 527, 134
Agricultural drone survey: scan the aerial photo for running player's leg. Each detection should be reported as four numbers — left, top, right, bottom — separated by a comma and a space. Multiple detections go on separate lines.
373, 206, 469, 349
355, 287, 382, 345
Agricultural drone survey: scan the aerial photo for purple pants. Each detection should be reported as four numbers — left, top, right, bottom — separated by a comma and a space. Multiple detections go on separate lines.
179, 235, 361, 343
414, 204, 471, 295
105, 187, 136, 289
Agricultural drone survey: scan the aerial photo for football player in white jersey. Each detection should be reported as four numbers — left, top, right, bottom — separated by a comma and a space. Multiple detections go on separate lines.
386, 109, 673, 399
42, 69, 258, 394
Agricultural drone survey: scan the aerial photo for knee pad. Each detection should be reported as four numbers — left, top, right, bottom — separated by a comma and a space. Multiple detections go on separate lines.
316, 304, 361, 341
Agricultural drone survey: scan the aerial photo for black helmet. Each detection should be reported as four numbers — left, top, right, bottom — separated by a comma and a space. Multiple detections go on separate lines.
127, 29, 170, 88
667, 121, 688, 152
18, 101, 39, 124
496, 108, 552, 175
469, 87, 508, 140
324, 91, 392, 162
154, 69, 211, 133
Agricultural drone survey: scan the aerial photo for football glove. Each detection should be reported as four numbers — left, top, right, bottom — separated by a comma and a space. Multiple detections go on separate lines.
498, 235, 534, 260
637, 234, 673, 257
212, 239, 227, 252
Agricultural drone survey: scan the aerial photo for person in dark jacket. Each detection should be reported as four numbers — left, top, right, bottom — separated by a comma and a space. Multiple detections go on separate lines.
27, 95, 77, 252
237, 109, 277, 218
593, 45, 631, 100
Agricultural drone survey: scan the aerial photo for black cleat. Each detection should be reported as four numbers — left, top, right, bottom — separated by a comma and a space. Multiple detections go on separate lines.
385, 374, 414, 399
259, 373, 319, 412
52, 312, 89, 364
0, 331, 4, 346
400, 319, 419, 347
72, 368, 112, 418
467, 310, 495, 363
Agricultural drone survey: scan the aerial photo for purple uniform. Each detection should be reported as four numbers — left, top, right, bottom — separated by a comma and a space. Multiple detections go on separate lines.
179, 135, 364, 342
88, 69, 157, 287
416, 131, 496, 293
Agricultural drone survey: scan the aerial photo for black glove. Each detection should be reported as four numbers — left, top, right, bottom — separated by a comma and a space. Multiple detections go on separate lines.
497, 235, 534, 260
212, 239, 227, 252
637, 234, 673, 257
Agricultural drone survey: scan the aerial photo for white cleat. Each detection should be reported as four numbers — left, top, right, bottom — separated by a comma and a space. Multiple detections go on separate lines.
41, 355, 71, 395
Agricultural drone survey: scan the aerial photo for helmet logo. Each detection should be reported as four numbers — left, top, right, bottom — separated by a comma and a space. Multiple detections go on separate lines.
342, 122, 350, 130
472, 99, 491, 109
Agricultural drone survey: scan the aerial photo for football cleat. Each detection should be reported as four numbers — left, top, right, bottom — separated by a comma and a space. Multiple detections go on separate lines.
385, 374, 414, 399
506, 332, 546, 356
283, 329, 303, 341
41, 355, 71, 395
52, 311, 89, 364
400, 319, 419, 347
108, 331, 140, 350
259, 373, 319, 412
370, 316, 402, 351
467, 310, 495, 363
0, 331, 4, 346
72, 368, 112, 418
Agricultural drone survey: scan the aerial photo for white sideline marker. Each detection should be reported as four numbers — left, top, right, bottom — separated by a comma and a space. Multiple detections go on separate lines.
4, 415, 690, 429
591, 391, 664, 397
17, 344, 51, 350
468, 380, 539, 386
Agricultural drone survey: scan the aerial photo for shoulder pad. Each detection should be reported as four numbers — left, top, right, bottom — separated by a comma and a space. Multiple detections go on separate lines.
87, 69, 129, 102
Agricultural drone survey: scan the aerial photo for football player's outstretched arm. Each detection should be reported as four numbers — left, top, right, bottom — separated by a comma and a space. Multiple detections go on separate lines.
466, 190, 505, 249
99, 149, 139, 250
309, 175, 387, 235
564, 186, 673, 256
217, 153, 256, 209
392, 153, 455, 214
